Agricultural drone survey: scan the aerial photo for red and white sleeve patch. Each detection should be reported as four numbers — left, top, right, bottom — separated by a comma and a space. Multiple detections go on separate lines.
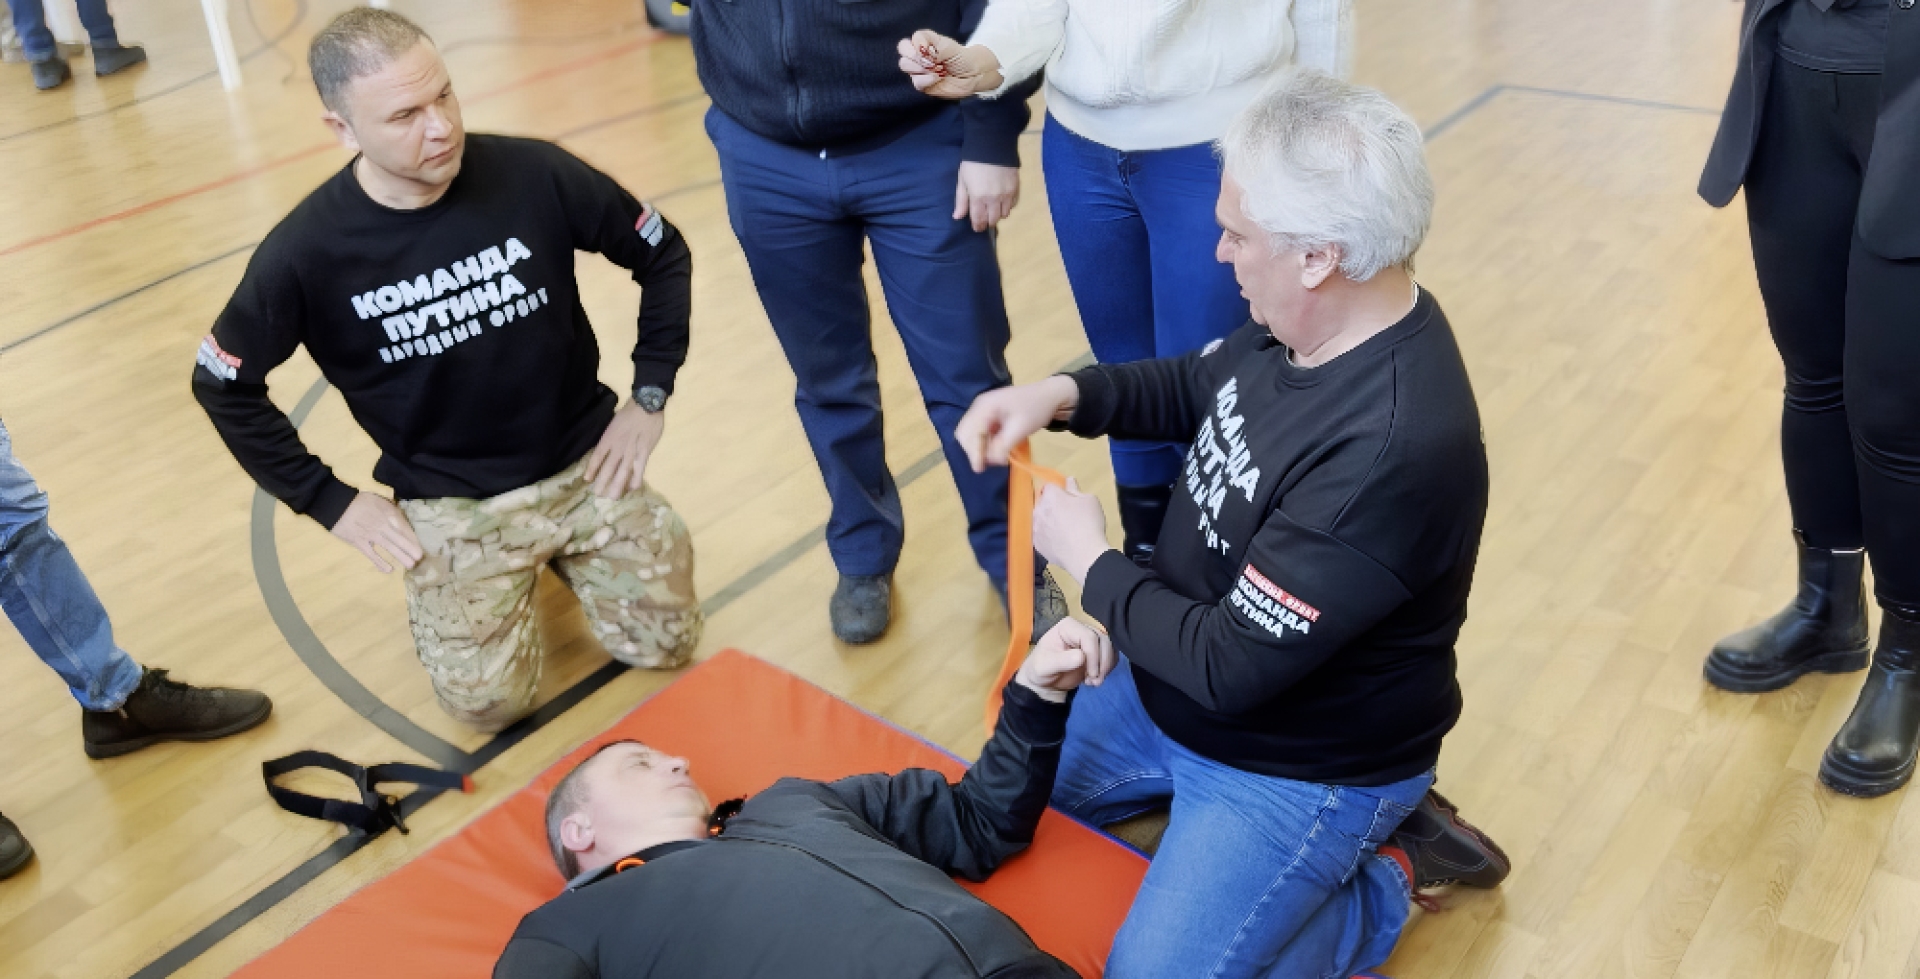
196, 335, 241, 381
1228, 564, 1321, 639
636, 204, 664, 247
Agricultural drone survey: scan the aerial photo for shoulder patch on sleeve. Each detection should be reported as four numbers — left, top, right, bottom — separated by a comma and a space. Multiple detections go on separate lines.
197, 335, 241, 381
1228, 563, 1322, 639
1200, 338, 1225, 357
636, 204, 664, 247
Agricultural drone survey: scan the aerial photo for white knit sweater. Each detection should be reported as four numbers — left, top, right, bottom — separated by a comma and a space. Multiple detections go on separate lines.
967, 0, 1353, 152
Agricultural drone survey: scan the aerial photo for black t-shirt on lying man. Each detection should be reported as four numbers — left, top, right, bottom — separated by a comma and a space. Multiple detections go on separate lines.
1065, 287, 1488, 786
192, 134, 692, 529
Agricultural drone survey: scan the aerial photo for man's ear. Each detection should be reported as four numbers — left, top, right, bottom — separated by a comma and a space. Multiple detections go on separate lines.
321, 110, 360, 153
1299, 245, 1341, 290
559, 812, 595, 856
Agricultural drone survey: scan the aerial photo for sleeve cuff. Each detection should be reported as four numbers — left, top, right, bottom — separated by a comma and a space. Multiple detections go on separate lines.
306, 477, 359, 531
1063, 368, 1117, 437
1082, 549, 1149, 626
960, 122, 1023, 168
998, 679, 1071, 746
631, 360, 680, 400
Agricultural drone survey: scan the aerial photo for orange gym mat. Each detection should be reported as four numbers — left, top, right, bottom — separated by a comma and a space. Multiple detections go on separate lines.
236, 648, 1148, 978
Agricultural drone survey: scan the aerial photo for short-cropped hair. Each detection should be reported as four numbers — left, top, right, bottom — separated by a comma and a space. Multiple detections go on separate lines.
545, 740, 638, 880
308, 7, 433, 115
1219, 69, 1434, 282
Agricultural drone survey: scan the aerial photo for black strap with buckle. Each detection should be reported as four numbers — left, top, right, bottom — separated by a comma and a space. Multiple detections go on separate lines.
263, 751, 472, 835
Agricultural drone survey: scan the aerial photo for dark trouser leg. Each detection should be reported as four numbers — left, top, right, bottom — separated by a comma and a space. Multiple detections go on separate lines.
7, 0, 55, 61
858, 109, 1013, 580
1706, 63, 1876, 691
707, 107, 903, 577
1819, 233, 1920, 796
72, 0, 119, 48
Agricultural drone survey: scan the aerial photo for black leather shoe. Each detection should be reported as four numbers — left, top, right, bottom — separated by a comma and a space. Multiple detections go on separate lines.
830, 573, 893, 644
29, 54, 70, 90
1820, 610, 1920, 798
1115, 484, 1171, 569
1704, 532, 1869, 693
82, 668, 273, 759
1389, 790, 1510, 889
90, 42, 145, 75
0, 813, 32, 879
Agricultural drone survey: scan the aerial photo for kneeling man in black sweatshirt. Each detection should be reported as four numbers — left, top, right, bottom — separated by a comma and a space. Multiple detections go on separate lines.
193, 10, 701, 731
956, 70, 1509, 979
495, 618, 1114, 979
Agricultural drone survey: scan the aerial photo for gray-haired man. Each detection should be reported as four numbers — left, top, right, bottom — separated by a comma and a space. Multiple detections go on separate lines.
193, 9, 702, 731
956, 69, 1507, 978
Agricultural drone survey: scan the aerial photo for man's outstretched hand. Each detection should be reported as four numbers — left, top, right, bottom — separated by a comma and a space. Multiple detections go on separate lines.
585, 402, 665, 500
955, 375, 1080, 472
1015, 617, 1117, 703
331, 491, 424, 573
897, 30, 1004, 99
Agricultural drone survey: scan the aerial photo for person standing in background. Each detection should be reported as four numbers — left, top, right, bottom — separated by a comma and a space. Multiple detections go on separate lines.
1698, 0, 1920, 798
690, 0, 1063, 645
902, 0, 1353, 567
2, 0, 144, 91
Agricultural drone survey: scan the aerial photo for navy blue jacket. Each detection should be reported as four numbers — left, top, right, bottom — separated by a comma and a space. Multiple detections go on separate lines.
689, 0, 1038, 166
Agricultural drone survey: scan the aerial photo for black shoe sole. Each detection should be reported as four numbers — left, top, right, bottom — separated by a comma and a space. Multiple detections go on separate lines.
1702, 646, 1870, 694
1819, 753, 1917, 799
83, 699, 273, 760
0, 840, 33, 879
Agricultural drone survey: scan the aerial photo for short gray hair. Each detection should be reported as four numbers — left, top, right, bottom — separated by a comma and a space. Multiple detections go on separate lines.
1219, 69, 1434, 282
308, 7, 432, 114
545, 740, 635, 880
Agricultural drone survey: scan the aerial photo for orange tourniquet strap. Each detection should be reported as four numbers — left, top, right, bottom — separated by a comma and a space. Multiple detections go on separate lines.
985, 441, 1067, 730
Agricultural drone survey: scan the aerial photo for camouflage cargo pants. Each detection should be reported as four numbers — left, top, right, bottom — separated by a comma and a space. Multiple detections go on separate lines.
400, 459, 702, 731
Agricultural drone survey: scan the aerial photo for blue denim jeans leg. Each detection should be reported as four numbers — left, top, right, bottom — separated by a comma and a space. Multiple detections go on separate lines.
5, 0, 121, 61
1041, 115, 1251, 490
1053, 660, 1431, 979
0, 420, 143, 710
706, 105, 1013, 579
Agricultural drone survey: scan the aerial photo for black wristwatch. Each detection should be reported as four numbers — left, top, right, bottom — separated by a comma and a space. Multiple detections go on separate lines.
634, 385, 669, 413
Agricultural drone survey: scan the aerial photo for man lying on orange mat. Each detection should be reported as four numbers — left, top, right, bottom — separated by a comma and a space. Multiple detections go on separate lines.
495, 618, 1114, 979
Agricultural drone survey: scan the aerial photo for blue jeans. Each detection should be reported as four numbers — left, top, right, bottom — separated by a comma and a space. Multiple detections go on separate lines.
1041, 116, 1250, 490
707, 105, 1013, 579
0, 421, 142, 710
4, 0, 120, 61
1053, 661, 1430, 979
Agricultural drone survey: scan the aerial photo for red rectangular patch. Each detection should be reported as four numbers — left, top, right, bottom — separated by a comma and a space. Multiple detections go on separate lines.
1241, 565, 1321, 622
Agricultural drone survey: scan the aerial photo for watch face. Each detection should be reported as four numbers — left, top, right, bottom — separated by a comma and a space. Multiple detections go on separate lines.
636, 387, 668, 412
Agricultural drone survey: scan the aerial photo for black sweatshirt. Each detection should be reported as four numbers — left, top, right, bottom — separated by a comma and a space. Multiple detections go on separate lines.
192, 135, 691, 529
493, 682, 1079, 979
1065, 289, 1487, 786
689, 0, 1038, 165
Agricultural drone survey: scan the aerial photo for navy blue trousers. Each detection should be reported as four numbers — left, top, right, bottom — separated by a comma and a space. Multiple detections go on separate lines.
707, 106, 1013, 580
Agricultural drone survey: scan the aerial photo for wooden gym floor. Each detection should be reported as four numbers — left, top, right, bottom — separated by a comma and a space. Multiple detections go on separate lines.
1, 0, 1917, 976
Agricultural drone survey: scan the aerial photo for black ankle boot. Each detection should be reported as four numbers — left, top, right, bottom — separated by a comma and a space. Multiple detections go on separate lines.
1703, 532, 1869, 693
1116, 484, 1172, 569
1820, 610, 1920, 798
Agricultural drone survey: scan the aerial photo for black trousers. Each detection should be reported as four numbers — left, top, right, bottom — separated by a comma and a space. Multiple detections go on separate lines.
1744, 59, 1920, 614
